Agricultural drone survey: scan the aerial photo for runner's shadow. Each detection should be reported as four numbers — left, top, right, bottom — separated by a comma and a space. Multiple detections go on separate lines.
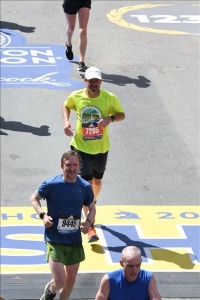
79, 71, 151, 88
0, 117, 51, 136
102, 74, 151, 88
0, 21, 35, 33
99, 225, 195, 269
90, 244, 105, 254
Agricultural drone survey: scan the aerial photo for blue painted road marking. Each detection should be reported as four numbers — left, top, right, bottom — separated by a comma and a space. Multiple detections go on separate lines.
0, 29, 85, 90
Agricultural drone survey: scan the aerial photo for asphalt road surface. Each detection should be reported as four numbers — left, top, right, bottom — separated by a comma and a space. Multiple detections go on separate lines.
1, 1, 199, 208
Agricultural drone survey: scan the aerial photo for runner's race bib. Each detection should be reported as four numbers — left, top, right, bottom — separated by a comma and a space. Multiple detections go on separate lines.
82, 125, 103, 140
81, 105, 103, 140
57, 214, 80, 235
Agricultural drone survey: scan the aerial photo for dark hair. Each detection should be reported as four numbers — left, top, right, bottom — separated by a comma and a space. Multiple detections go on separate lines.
61, 150, 81, 166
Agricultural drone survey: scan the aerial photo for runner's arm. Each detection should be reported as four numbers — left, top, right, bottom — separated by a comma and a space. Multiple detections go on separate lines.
62, 105, 74, 136
87, 201, 96, 225
148, 275, 162, 300
98, 112, 125, 127
95, 274, 110, 300
30, 189, 44, 215
30, 190, 53, 227
110, 112, 125, 122
81, 201, 96, 234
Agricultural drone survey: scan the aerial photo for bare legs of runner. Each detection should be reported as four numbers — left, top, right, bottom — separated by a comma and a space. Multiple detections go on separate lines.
65, 7, 90, 64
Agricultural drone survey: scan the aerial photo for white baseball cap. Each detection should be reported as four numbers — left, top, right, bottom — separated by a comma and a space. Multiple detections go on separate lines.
85, 67, 102, 80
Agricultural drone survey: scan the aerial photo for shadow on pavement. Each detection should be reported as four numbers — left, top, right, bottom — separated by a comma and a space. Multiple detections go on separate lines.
0, 21, 35, 33
0, 117, 51, 136
99, 225, 195, 270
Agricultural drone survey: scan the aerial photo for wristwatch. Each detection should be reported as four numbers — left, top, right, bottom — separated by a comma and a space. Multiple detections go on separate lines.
110, 115, 115, 122
39, 212, 46, 220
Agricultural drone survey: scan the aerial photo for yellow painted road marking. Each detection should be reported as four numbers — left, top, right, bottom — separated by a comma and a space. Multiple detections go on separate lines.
1, 206, 199, 274
107, 4, 200, 35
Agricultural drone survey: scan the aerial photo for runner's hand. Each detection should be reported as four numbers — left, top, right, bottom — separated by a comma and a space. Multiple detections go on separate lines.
80, 221, 90, 234
43, 215, 53, 228
97, 116, 112, 127
64, 121, 74, 136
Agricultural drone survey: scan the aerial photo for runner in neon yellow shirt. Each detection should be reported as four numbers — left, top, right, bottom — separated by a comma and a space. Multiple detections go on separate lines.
62, 67, 125, 242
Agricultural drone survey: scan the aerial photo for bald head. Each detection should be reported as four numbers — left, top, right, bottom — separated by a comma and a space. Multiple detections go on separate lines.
121, 246, 141, 262
120, 246, 142, 282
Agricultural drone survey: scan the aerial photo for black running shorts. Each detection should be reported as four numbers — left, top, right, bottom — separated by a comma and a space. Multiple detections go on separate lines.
70, 146, 108, 181
62, 0, 91, 15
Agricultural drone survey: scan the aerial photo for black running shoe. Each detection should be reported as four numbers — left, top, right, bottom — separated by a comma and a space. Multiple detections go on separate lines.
40, 282, 56, 300
77, 62, 87, 71
65, 42, 73, 60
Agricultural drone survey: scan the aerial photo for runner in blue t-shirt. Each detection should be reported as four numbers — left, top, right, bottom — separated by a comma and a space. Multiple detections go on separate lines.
30, 150, 96, 300
95, 246, 162, 300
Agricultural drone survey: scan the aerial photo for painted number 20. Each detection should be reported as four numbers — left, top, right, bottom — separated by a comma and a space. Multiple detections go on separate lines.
157, 212, 199, 219
130, 15, 200, 23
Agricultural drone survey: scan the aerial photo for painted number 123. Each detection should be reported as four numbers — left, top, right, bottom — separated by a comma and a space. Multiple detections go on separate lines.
130, 15, 200, 23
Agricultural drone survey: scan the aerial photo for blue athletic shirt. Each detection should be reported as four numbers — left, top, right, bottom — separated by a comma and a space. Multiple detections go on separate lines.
38, 174, 94, 244
108, 269, 152, 300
